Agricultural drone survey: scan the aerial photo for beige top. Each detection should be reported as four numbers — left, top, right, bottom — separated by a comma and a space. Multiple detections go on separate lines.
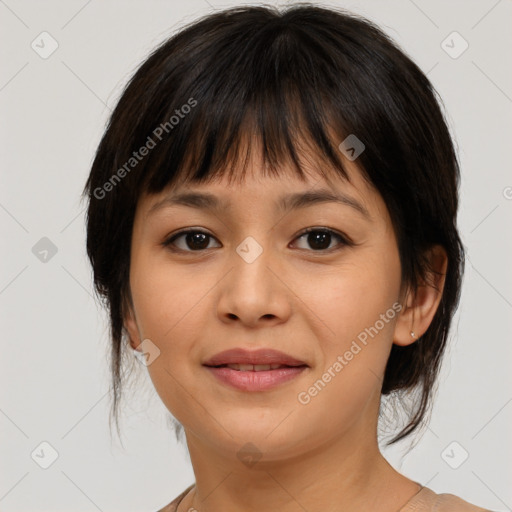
158, 484, 493, 511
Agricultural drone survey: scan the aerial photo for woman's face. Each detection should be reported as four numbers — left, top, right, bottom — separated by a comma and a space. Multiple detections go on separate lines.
125, 156, 412, 461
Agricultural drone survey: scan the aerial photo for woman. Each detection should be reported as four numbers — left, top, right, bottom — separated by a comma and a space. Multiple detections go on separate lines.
82, 4, 492, 511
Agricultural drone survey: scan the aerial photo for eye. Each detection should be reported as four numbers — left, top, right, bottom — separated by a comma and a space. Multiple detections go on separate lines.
291, 227, 351, 252
162, 228, 220, 252
162, 227, 351, 253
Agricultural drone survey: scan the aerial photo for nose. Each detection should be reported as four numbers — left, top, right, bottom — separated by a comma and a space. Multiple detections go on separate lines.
215, 236, 292, 327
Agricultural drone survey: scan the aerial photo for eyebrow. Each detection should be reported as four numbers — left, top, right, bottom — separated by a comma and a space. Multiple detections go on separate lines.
147, 188, 371, 220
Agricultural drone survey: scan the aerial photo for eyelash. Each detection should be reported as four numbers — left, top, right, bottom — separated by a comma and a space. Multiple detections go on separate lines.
161, 227, 353, 254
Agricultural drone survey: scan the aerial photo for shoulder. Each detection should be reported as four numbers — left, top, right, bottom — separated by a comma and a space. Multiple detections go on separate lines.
156, 483, 195, 512
401, 486, 492, 512
434, 491, 493, 512
159, 484, 493, 512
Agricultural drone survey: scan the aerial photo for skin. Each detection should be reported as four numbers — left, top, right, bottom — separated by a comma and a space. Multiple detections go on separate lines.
124, 150, 448, 512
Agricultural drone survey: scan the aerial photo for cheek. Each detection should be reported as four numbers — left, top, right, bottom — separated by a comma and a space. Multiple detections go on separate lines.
304, 247, 402, 398
129, 257, 212, 418
300, 250, 401, 345
130, 251, 210, 342
291, 259, 401, 439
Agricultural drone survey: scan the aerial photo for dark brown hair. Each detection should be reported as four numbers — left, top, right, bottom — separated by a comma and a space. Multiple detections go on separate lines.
81, 3, 465, 445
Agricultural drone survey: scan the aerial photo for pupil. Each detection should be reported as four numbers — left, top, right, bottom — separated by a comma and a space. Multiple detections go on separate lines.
309, 231, 330, 250
187, 233, 209, 250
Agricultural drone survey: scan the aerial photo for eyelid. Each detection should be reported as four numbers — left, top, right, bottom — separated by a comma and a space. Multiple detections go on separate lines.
162, 226, 353, 253
294, 226, 353, 247
162, 227, 219, 251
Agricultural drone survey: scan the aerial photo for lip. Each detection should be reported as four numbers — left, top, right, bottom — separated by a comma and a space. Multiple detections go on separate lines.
203, 348, 309, 392
205, 366, 307, 391
203, 348, 308, 367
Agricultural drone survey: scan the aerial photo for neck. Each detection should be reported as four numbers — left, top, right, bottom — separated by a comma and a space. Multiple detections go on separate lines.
179, 418, 419, 512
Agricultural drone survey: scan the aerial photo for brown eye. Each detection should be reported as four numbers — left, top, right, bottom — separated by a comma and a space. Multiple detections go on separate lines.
163, 229, 220, 252
292, 228, 350, 252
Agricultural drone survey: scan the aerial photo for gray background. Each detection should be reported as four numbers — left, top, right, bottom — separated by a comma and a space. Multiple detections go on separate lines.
1, 0, 511, 510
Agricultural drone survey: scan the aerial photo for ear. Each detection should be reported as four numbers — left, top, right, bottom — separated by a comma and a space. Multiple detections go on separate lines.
393, 245, 448, 347
124, 298, 142, 352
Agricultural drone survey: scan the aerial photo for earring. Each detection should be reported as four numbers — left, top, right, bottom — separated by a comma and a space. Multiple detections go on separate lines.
410, 331, 416, 339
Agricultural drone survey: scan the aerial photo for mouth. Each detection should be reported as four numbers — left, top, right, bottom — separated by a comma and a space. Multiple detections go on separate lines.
208, 363, 307, 371
204, 365, 308, 391
203, 347, 308, 367
203, 348, 309, 391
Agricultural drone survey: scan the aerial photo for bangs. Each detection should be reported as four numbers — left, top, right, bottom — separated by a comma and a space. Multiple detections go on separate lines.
127, 19, 358, 197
